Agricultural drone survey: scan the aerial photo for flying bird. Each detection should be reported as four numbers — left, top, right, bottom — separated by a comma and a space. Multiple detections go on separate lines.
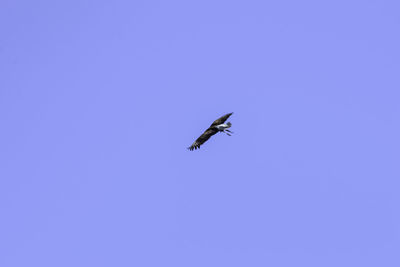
188, 112, 234, 151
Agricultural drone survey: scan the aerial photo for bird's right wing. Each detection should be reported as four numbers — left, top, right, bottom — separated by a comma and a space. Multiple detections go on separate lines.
210, 112, 233, 127
188, 128, 218, 150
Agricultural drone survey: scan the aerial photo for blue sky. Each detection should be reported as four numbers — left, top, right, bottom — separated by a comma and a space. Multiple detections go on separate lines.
1, 0, 399, 266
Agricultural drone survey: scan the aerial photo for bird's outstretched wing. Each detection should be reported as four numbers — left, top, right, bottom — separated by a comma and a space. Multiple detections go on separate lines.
209, 112, 233, 127
188, 128, 218, 150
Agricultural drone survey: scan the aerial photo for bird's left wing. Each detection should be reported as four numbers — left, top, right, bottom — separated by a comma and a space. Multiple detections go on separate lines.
209, 112, 233, 127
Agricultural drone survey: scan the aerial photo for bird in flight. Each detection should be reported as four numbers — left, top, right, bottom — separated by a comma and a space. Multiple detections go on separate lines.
188, 112, 234, 151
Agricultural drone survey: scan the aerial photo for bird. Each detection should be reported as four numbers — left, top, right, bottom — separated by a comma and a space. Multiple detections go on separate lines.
188, 112, 234, 151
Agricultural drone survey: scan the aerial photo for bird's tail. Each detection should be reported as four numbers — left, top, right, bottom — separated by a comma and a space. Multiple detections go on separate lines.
226, 122, 232, 127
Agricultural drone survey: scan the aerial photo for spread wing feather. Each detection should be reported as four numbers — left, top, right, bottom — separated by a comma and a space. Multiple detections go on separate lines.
210, 112, 233, 127
188, 128, 218, 150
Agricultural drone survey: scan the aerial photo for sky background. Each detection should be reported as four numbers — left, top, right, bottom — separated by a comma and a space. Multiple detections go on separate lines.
1, 0, 400, 266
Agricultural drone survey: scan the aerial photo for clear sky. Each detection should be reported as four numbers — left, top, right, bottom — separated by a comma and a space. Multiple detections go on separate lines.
1, 0, 399, 266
